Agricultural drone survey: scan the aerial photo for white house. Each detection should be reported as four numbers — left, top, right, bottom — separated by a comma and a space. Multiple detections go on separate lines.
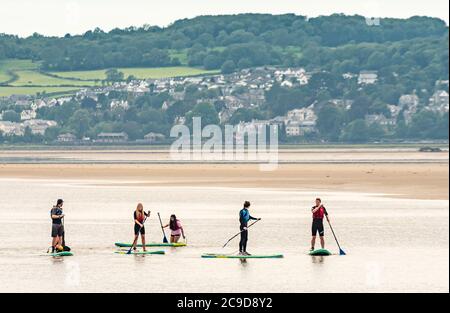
358, 71, 378, 85
110, 100, 129, 110
21, 110, 37, 121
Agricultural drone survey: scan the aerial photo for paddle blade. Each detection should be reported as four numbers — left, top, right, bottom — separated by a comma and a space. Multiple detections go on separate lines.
163, 237, 169, 243
339, 249, 346, 256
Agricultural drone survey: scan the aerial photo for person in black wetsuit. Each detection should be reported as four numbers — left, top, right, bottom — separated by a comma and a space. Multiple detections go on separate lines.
239, 201, 261, 256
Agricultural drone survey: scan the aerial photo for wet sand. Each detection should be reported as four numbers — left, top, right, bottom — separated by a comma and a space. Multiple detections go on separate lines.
0, 163, 448, 200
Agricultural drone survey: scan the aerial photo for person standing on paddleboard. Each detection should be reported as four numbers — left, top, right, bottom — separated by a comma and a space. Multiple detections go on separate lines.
239, 201, 261, 256
132, 203, 150, 252
163, 214, 185, 243
311, 198, 329, 251
50, 199, 65, 253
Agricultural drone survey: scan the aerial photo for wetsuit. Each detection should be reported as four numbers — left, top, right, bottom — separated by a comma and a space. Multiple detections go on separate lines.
50, 206, 64, 238
312, 205, 328, 237
239, 208, 257, 253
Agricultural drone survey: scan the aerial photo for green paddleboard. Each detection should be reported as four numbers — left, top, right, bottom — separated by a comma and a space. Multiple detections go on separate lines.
115, 250, 165, 255
44, 251, 73, 257
309, 249, 332, 256
115, 242, 186, 248
202, 254, 283, 259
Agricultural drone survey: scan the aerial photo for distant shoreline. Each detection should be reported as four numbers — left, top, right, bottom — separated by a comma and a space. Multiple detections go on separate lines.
0, 142, 448, 151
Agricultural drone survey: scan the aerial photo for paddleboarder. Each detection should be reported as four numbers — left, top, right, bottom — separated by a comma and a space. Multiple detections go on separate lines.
132, 203, 150, 252
50, 199, 65, 253
310, 198, 329, 251
239, 201, 261, 256
163, 214, 185, 243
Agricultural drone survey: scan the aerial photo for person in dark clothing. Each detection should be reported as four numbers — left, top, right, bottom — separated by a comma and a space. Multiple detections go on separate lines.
310, 198, 329, 251
239, 201, 261, 256
50, 199, 65, 253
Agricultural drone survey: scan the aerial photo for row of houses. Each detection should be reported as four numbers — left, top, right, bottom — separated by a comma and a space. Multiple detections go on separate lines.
56, 132, 166, 144
0, 119, 57, 136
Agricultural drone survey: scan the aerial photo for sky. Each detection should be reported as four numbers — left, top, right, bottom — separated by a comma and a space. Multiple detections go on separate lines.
1, 0, 449, 37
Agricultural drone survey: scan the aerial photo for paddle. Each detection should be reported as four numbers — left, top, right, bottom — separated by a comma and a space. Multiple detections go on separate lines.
326, 218, 346, 255
127, 211, 150, 255
222, 219, 260, 248
62, 217, 66, 247
157, 213, 169, 244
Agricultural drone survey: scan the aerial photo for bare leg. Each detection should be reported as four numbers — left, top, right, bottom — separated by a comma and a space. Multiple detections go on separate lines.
132, 235, 139, 250
173, 235, 180, 243
311, 236, 316, 250
141, 235, 146, 251
320, 236, 325, 249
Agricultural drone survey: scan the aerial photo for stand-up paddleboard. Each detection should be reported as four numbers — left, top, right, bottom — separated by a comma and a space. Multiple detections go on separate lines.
43, 251, 73, 257
115, 242, 186, 248
115, 250, 165, 255
309, 249, 332, 256
202, 253, 283, 259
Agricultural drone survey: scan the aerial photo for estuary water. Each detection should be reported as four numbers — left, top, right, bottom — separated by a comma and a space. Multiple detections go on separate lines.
0, 177, 448, 293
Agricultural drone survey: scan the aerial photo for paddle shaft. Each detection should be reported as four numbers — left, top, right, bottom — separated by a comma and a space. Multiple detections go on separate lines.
62, 217, 66, 247
157, 213, 169, 243
223, 219, 260, 248
326, 219, 344, 252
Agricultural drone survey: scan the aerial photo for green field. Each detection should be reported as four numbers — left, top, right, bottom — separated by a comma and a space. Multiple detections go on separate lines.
52, 66, 219, 81
0, 59, 39, 84
0, 58, 219, 97
0, 86, 79, 97
11, 70, 100, 87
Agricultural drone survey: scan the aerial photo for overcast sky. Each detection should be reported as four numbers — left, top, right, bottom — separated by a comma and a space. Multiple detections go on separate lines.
1, 0, 449, 37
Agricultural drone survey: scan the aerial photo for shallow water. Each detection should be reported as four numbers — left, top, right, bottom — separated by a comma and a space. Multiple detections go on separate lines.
0, 178, 448, 293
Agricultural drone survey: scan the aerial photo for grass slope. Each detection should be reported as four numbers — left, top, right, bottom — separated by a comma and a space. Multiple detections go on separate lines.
52, 67, 219, 81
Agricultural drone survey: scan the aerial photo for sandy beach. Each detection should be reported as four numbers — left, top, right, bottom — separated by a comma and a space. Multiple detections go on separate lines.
0, 162, 448, 200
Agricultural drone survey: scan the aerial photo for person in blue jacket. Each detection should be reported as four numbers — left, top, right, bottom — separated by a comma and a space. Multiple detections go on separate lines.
239, 201, 261, 256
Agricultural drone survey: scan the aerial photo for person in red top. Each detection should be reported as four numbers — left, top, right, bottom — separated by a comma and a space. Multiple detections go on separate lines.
310, 198, 329, 251
132, 203, 150, 252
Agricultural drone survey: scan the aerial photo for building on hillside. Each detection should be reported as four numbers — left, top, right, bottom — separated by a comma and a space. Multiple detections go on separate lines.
287, 107, 317, 123
429, 90, 449, 108
142, 132, 166, 144
0, 121, 24, 136
21, 110, 37, 121
23, 119, 58, 135
57, 133, 77, 143
110, 100, 129, 111
399, 94, 419, 107
365, 114, 397, 127
285, 122, 301, 137
95, 132, 129, 143
358, 71, 378, 85
387, 105, 402, 120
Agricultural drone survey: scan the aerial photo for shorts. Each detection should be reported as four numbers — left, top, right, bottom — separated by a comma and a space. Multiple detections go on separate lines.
51, 224, 64, 238
312, 219, 324, 237
134, 224, 145, 235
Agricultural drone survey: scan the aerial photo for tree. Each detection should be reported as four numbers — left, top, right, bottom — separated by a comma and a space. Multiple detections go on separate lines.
317, 104, 345, 141
348, 95, 371, 121
2, 110, 21, 122
221, 60, 236, 74
105, 69, 124, 82
68, 109, 92, 138
229, 108, 264, 125
340, 119, 370, 143
185, 103, 219, 130
81, 97, 97, 110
